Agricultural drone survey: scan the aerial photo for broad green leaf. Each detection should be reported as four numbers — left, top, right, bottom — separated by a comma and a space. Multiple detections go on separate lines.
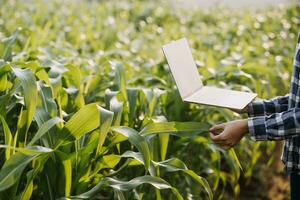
126, 88, 139, 125
111, 126, 150, 171
109, 96, 124, 126
159, 133, 169, 161
1, 28, 20, 61
120, 151, 156, 176
13, 61, 40, 72
63, 159, 72, 196
73, 136, 98, 175
16, 108, 28, 146
22, 154, 57, 197
63, 64, 81, 88
104, 89, 118, 108
63, 176, 183, 200
100, 133, 128, 154
0, 145, 53, 155
85, 154, 122, 180
36, 69, 51, 85
140, 122, 209, 137
153, 158, 213, 200
0, 74, 8, 91
57, 103, 100, 145
96, 107, 114, 156
28, 117, 61, 146
111, 61, 127, 100
154, 158, 187, 171
0, 94, 10, 116
20, 170, 34, 200
0, 153, 37, 191
87, 154, 122, 179
229, 148, 244, 172
114, 190, 126, 200
184, 170, 213, 200
142, 89, 162, 117
0, 115, 13, 160
121, 151, 144, 165
99, 154, 121, 169
37, 81, 57, 117
11, 66, 37, 139
33, 108, 56, 147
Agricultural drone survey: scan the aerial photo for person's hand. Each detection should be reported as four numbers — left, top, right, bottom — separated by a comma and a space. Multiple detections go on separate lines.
229, 105, 249, 114
209, 119, 248, 150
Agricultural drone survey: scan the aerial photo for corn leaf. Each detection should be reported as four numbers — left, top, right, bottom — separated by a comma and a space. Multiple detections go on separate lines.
159, 133, 169, 161
153, 158, 213, 200
229, 148, 244, 172
28, 117, 61, 146
1, 28, 20, 61
111, 126, 150, 171
96, 107, 114, 156
140, 122, 209, 137
0, 153, 37, 191
63, 176, 183, 200
20, 170, 34, 200
11, 66, 37, 138
0, 115, 13, 160
56, 151, 72, 197
58, 103, 100, 145
0, 145, 53, 155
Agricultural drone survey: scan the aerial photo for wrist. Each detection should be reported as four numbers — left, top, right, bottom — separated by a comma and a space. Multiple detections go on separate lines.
239, 119, 249, 134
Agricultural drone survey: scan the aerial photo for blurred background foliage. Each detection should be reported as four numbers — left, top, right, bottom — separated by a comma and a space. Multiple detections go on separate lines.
0, 0, 299, 199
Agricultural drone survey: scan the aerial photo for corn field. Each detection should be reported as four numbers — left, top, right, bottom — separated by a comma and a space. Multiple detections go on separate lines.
0, 0, 299, 199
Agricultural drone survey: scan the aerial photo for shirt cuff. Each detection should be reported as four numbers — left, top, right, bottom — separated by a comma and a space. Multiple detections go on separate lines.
248, 116, 268, 141
247, 101, 265, 117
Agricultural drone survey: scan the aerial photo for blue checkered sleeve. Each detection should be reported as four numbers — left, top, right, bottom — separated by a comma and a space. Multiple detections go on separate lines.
248, 108, 300, 141
248, 95, 289, 117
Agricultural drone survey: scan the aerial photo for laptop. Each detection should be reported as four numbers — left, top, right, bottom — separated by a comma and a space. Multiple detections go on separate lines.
162, 38, 257, 110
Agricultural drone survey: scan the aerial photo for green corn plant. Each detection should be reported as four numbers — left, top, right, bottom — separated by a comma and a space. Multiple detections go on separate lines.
0, 0, 298, 199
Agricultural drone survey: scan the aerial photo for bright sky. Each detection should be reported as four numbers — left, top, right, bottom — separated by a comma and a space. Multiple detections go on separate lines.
171, 0, 295, 9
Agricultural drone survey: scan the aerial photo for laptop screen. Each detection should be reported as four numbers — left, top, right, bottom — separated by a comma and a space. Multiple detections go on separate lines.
162, 38, 203, 99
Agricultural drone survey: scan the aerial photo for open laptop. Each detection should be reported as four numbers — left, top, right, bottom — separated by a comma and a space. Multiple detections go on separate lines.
162, 38, 257, 110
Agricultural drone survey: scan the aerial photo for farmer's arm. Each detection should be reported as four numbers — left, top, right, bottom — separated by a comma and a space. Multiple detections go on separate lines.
210, 107, 300, 149
248, 108, 300, 140
234, 95, 289, 115
247, 95, 289, 116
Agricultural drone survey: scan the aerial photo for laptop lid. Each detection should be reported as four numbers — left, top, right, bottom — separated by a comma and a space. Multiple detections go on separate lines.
162, 38, 203, 99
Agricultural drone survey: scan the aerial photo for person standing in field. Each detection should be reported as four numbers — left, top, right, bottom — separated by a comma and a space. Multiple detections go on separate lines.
209, 33, 300, 200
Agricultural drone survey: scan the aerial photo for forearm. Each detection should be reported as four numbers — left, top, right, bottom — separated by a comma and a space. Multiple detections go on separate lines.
248, 95, 289, 117
248, 108, 300, 141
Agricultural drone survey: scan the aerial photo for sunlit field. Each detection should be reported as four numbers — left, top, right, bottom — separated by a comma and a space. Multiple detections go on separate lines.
0, 0, 299, 199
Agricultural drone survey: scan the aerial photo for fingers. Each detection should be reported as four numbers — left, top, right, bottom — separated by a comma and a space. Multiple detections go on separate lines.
210, 132, 229, 144
209, 132, 225, 142
209, 123, 234, 150
210, 133, 234, 150
209, 123, 226, 135
209, 129, 233, 150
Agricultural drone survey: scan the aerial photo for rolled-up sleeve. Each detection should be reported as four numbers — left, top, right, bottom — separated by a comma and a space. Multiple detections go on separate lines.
248, 95, 289, 117
248, 108, 300, 141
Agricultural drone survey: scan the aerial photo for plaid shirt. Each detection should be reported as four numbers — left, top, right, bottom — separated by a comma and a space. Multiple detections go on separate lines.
248, 33, 300, 174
